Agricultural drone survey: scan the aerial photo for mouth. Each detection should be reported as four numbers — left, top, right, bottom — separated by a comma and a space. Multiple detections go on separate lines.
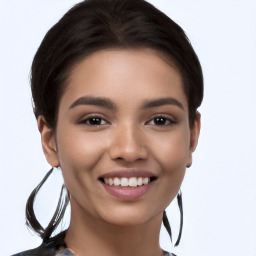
99, 176, 157, 187
98, 170, 157, 200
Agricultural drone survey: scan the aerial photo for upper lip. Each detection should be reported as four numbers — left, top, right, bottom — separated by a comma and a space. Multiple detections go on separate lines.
99, 170, 157, 179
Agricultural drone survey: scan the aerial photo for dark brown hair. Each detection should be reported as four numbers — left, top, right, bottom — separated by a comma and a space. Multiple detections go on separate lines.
27, 0, 203, 244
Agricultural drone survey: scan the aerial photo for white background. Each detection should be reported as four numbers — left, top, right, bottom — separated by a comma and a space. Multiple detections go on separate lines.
1, 1, 256, 255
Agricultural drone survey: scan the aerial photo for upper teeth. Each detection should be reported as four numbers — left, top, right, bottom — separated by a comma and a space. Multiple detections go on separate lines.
103, 177, 150, 187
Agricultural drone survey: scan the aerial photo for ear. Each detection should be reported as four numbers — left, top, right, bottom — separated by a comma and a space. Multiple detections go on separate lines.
186, 112, 201, 168
38, 116, 60, 167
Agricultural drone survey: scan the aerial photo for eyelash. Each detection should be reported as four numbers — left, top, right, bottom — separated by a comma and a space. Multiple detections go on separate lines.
78, 114, 175, 127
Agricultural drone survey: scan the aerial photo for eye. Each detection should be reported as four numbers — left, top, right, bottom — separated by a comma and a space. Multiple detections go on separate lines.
79, 116, 109, 126
146, 116, 174, 126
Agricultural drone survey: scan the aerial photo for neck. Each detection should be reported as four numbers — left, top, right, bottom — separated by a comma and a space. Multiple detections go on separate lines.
65, 199, 163, 256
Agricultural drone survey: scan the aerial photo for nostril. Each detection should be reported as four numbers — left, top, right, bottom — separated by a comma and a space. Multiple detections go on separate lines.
108, 132, 148, 162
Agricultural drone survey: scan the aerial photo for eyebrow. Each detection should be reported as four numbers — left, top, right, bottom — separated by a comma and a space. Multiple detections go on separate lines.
141, 97, 184, 109
69, 96, 116, 110
69, 96, 184, 110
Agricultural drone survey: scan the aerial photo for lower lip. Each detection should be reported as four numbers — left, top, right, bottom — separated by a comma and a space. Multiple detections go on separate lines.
101, 181, 155, 200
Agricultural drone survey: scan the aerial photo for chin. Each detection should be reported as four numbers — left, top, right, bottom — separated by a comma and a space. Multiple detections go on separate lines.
99, 207, 161, 227
108, 218, 146, 227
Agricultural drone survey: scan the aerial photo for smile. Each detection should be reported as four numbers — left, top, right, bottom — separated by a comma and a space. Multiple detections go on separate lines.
102, 177, 152, 187
98, 170, 157, 199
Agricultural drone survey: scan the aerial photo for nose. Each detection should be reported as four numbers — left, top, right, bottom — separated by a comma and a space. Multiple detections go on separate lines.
108, 123, 148, 163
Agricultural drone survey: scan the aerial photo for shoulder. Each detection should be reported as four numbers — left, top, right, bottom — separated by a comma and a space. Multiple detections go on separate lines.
11, 231, 66, 256
11, 244, 54, 256
12, 248, 177, 256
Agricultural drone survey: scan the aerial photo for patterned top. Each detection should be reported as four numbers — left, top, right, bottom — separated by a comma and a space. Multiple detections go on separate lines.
56, 248, 174, 255
12, 231, 176, 256
56, 248, 174, 256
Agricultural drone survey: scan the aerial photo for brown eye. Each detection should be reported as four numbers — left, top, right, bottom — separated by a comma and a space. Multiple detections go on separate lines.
146, 116, 175, 126
79, 115, 109, 126
153, 117, 168, 125
87, 117, 103, 125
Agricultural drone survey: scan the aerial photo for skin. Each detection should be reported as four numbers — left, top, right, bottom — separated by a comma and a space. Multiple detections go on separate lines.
38, 48, 200, 256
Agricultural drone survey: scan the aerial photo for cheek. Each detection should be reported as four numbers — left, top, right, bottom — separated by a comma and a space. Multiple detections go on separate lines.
56, 128, 106, 179
56, 129, 108, 209
153, 128, 190, 169
150, 127, 190, 194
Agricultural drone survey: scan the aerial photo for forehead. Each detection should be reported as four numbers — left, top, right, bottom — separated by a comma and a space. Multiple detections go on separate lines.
60, 48, 188, 110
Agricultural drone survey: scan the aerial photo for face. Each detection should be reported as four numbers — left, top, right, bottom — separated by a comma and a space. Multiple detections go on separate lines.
40, 49, 200, 227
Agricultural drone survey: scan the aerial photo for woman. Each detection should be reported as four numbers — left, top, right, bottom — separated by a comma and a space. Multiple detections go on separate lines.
13, 0, 203, 255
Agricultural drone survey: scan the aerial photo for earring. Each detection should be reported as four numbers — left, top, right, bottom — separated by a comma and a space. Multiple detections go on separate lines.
162, 191, 183, 247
